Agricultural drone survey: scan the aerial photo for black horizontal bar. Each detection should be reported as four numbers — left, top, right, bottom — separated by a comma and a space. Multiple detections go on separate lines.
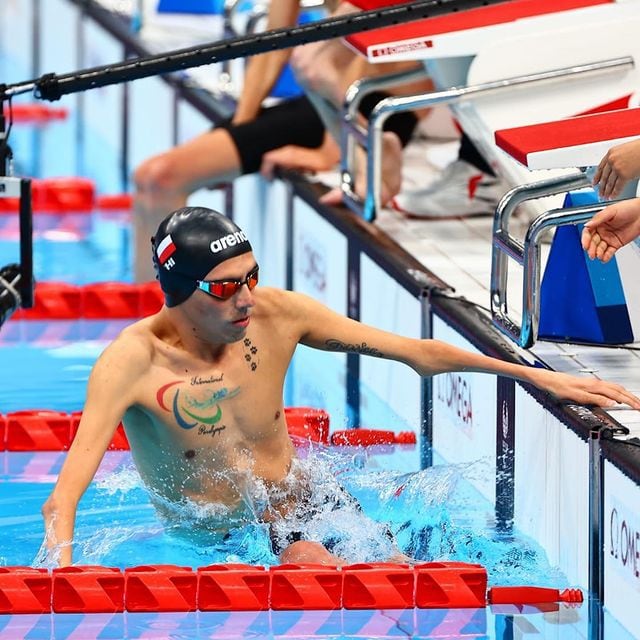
10, 0, 511, 101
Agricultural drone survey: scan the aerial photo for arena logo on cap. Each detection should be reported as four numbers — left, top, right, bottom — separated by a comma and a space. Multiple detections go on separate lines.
156, 234, 177, 270
210, 231, 248, 254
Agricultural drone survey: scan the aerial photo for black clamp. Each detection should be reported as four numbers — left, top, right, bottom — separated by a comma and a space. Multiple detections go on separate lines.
34, 73, 62, 102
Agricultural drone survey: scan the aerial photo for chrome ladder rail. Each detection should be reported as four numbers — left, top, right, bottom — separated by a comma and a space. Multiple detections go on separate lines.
489, 173, 621, 349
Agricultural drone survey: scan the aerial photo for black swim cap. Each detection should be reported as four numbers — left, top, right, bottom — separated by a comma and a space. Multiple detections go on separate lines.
151, 207, 253, 307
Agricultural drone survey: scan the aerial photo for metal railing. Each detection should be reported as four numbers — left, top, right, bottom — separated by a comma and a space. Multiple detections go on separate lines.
339, 56, 634, 221
489, 173, 632, 349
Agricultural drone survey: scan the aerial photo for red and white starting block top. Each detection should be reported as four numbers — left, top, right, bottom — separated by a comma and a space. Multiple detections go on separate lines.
495, 107, 640, 170
345, 0, 615, 62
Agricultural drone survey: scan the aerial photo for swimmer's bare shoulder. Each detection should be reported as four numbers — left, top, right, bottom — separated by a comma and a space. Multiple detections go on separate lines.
251, 287, 318, 337
88, 319, 154, 402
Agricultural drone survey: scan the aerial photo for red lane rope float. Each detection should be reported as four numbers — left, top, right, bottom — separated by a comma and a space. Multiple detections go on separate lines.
1, 407, 332, 451
0, 177, 95, 214
0, 562, 582, 614
94, 193, 133, 211
10, 281, 164, 320
1, 406, 416, 452
3, 104, 69, 124
331, 429, 416, 446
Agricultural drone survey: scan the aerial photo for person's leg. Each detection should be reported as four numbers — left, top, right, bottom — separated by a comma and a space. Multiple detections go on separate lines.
458, 132, 495, 176
133, 128, 242, 281
279, 540, 346, 566
292, 37, 431, 208
133, 96, 326, 281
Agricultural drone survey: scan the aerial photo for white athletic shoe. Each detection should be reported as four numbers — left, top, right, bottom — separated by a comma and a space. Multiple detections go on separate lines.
392, 159, 507, 219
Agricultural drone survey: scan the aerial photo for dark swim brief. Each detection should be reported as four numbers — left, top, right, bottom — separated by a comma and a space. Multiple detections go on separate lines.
268, 483, 395, 557
219, 93, 419, 176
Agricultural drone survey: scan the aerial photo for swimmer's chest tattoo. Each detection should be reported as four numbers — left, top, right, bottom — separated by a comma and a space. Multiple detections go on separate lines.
156, 375, 240, 437
242, 337, 260, 371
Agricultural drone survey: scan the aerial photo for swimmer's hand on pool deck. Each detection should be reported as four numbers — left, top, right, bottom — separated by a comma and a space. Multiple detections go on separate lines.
581, 197, 640, 263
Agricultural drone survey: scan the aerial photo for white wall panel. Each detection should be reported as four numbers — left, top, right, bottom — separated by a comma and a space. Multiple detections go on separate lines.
431, 315, 497, 504
514, 387, 588, 587
360, 253, 421, 470
287, 197, 347, 423
604, 462, 640, 639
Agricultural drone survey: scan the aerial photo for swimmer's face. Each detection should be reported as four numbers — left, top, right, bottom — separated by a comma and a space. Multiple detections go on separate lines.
180, 252, 257, 343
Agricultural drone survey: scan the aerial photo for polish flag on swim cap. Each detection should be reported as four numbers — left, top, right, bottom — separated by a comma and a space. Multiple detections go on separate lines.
156, 234, 177, 266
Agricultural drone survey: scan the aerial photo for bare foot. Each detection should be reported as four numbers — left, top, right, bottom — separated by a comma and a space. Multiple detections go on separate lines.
320, 132, 403, 208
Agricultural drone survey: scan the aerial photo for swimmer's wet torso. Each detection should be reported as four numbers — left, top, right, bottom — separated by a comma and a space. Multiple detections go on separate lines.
120, 288, 300, 529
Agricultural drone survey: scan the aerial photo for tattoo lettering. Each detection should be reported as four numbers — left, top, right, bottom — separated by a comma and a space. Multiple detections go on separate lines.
198, 424, 227, 438
190, 373, 223, 386
324, 339, 384, 358
243, 337, 260, 372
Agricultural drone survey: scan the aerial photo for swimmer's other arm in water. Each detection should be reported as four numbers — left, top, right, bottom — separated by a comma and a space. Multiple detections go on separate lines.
41, 336, 150, 567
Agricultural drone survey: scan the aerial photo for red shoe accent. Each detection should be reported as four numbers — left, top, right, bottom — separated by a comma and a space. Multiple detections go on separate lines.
467, 174, 483, 199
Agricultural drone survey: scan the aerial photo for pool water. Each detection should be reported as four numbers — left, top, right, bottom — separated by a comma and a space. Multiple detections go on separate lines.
0, 209, 132, 284
1, 445, 563, 588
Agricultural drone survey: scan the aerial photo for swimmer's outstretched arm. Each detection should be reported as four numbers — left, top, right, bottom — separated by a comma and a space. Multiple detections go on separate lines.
281, 290, 640, 410
41, 333, 150, 566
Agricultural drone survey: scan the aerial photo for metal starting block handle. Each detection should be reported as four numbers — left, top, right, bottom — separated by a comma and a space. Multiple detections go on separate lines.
489, 172, 614, 349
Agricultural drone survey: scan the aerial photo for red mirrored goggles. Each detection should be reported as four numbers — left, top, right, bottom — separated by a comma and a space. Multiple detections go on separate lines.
196, 266, 259, 300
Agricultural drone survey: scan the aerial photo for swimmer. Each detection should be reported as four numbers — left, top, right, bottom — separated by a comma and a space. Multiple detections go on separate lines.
41, 207, 640, 567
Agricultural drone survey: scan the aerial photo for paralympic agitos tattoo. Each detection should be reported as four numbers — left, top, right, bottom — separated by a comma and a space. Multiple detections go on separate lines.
156, 380, 239, 437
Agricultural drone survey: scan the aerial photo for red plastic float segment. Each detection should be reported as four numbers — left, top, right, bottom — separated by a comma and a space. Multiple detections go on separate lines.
4, 103, 68, 123
0, 177, 95, 214
0, 414, 5, 451
270, 563, 343, 610
284, 407, 330, 444
11, 282, 163, 321
11, 282, 82, 320
82, 282, 144, 319
138, 281, 165, 317
415, 562, 487, 609
5, 410, 72, 451
124, 565, 197, 612
33, 178, 95, 212
342, 563, 415, 609
488, 585, 583, 605
52, 566, 124, 613
0, 567, 52, 614
95, 193, 133, 210
198, 564, 269, 611
330, 429, 416, 446
70, 411, 129, 450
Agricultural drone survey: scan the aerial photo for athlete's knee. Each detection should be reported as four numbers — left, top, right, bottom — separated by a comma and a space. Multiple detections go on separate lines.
134, 153, 184, 195
279, 540, 340, 565
290, 46, 325, 93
